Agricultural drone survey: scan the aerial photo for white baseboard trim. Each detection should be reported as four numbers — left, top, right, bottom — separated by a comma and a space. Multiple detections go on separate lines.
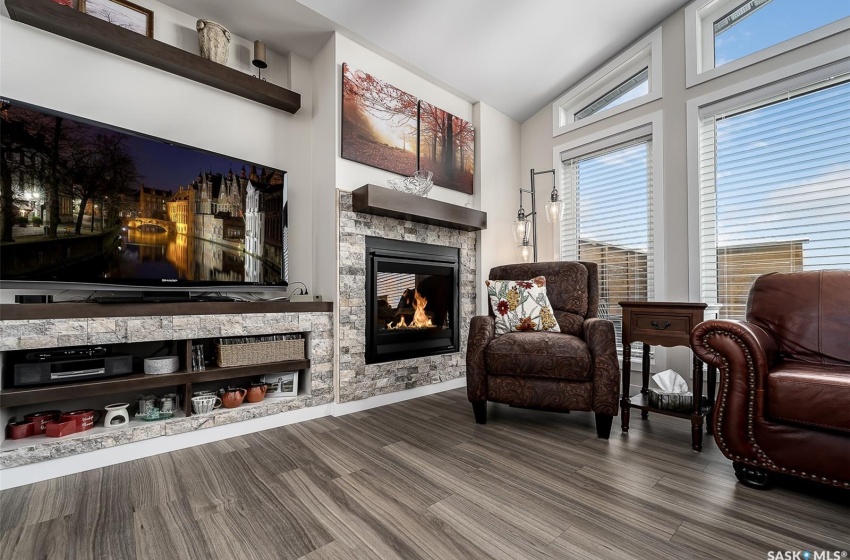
333, 377, 467, 416
0, 378, 467, 490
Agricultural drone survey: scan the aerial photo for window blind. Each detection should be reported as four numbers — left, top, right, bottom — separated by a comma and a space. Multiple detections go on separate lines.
561, 137, 654, 351
699, 77, 850, 320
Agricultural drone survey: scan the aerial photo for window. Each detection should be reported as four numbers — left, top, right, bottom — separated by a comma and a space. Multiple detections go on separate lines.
561, 127, 654, 350
714, 0, 850, 67
686, 0, 850, 87
575, 68, 649, 121
699, 76, 850, 319
553, 28, 661, 136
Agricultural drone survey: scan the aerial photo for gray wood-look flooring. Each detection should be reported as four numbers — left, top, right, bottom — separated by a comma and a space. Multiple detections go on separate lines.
1, 388, 848, 560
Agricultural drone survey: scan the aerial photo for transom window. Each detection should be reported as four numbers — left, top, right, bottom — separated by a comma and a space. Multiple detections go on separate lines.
686, 0, 850, 87
553, 28, 661, 136
713, 0, 850, 67
575, 68, 649, 121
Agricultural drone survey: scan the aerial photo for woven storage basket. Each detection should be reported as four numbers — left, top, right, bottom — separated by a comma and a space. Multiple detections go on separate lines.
215, 339, 305, 367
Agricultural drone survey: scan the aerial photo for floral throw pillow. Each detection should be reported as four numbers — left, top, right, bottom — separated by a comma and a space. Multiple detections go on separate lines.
486, 276, 560, 337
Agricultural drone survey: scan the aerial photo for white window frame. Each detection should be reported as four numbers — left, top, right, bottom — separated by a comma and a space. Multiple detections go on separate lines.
685, 0, 850, 88
553, 111, 666, 369
686, 50, 850, 302
552, 28, 662, 137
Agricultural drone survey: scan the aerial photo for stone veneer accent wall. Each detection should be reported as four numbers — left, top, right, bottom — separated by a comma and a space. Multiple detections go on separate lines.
337, 190, 475, 402
0, 311, 333, 468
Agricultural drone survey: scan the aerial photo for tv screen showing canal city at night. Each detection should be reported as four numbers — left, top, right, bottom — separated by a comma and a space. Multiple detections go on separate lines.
0, 99, 289, 287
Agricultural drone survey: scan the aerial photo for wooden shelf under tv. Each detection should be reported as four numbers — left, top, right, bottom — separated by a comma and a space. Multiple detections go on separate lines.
0, 301, 332, 321
0, 359, 310, 408
5, 0, 301, 114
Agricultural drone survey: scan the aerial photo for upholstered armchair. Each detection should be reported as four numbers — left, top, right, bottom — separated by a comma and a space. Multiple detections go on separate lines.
691, 270, 850, 489
466, 262, 620, 438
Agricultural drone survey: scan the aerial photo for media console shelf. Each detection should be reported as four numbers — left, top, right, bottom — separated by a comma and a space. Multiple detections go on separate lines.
0, 302, 333, 469
5, 0, 301, 114
0, 358, 312, 408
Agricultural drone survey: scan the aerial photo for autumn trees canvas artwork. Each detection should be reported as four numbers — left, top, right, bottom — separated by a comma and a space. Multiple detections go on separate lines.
418, 102, 474, 195
342, 63, 418, 177
341, 63, 476, 194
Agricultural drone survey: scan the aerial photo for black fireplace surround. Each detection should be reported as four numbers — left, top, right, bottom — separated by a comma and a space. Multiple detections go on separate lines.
365, 237, 460, 364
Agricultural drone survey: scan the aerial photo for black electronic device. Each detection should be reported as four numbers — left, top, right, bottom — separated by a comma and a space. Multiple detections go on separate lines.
25, 346, 108, 362
14, 295, 53, 304
13, 354, 134, 387
93, 292, 192, 304
1, 98, 289, 288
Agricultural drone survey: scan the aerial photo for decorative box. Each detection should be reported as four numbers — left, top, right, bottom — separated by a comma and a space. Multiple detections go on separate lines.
648, 389, 694, 412
45, 420, 76, 438
144, 355, 180, 375
6, 420, 35, 440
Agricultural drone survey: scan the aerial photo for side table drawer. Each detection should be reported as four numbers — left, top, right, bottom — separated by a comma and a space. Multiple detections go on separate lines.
631, 313, 694, 344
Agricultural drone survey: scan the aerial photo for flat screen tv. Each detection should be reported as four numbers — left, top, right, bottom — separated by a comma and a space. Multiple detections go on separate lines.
0, 99, 288, 288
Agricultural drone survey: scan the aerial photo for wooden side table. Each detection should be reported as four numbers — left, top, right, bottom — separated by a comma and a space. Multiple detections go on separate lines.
618, 301, 716, 452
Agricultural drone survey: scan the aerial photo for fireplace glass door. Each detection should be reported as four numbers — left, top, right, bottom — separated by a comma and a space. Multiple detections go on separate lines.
366, 238, 459, 364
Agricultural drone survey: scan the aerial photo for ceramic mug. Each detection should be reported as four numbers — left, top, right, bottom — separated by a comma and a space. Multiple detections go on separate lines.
159, 393, 180, 413
191, 396, 222, 415
24, 410, 61, 435
60, 409, 101, 432
136, 395, 157, 414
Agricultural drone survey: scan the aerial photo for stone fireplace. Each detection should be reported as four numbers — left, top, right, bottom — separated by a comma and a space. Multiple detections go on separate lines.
337, 190, 477, 403
365, 237, 459, 364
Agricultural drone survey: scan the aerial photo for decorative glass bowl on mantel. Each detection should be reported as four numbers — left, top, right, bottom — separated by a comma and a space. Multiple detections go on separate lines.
387, 171, 433, 197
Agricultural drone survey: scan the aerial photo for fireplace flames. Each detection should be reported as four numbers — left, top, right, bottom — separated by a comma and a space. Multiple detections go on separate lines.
388, 290, 434, 330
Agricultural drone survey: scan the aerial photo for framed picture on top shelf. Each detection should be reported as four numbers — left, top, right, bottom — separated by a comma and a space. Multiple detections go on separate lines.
80, 0, 154, 38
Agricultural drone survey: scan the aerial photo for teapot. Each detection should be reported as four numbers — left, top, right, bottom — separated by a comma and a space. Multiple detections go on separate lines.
219, 386, 247, 408
245, 382, 268, 403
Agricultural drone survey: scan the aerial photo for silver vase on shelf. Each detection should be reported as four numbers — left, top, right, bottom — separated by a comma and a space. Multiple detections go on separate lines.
197, 19, 231, 65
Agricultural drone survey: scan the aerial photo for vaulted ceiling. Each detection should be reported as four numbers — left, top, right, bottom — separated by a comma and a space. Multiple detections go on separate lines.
159, 0, 689, 122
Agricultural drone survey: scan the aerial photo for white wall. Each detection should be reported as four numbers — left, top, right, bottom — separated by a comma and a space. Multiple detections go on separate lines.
310, 32, 522, 306
476, 103, 522, 314
521, 7, 850, 379
0, 0, 312, 301
333, 34, 475, 208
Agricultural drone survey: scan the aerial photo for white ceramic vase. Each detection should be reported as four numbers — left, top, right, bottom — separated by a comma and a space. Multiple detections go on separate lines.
197, 19, 231, 65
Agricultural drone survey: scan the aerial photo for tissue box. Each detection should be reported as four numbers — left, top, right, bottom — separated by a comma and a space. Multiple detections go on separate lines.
648, 389, 693, 412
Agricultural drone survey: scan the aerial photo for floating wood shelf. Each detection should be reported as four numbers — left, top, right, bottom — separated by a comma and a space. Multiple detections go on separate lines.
352, 185, 487, 232
0, 359, 310, 408
5, 0, 301, 114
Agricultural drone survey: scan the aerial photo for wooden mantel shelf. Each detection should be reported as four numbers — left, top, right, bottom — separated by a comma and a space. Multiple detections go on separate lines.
352, 185, 488, 232
5, 0, 301, 114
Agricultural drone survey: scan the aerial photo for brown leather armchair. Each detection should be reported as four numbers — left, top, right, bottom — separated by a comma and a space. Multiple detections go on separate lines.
466, 262, 620, 438
691, 270, 850, 490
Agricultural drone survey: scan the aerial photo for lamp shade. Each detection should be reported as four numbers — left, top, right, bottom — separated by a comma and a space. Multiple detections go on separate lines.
512, 218, 529, 243
545, 199, 563, 223
517, 243, 533, 263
